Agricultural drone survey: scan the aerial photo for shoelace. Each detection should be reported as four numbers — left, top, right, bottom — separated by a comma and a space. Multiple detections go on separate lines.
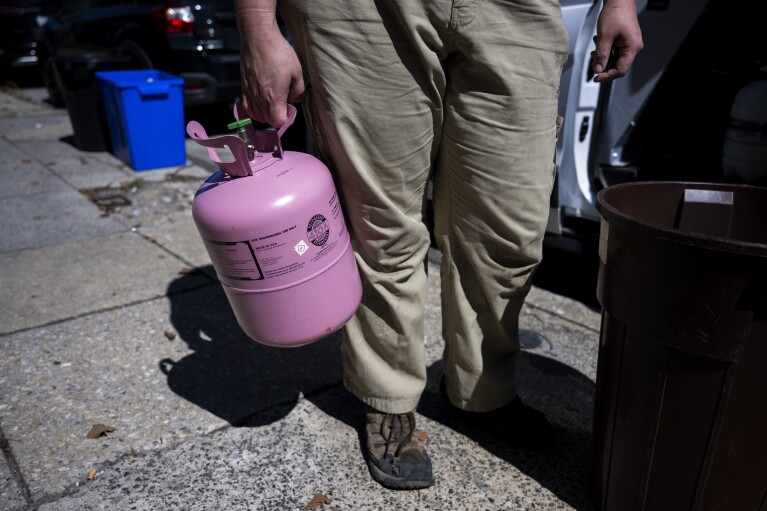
381, 412, 415, 460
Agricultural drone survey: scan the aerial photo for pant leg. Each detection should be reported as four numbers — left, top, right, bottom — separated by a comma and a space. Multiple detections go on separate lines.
434, 0, 568, 411
279, 0, 450, 413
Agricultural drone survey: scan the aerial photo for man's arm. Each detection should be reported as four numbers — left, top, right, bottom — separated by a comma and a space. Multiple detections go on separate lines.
591, 0, 644, 83
236, 0, 305, 127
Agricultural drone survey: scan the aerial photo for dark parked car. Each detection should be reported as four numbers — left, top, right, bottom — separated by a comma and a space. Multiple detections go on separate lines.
0, 0, 57, 75
36, 0, 242, 106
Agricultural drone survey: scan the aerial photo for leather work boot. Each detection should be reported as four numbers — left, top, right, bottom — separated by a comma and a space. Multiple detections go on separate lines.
364, 407, 434, 490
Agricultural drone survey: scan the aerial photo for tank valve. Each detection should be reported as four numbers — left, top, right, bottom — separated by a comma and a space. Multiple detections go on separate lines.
227, 118, 256, 159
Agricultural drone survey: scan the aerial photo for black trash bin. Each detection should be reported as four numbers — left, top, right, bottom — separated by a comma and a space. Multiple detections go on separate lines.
53, 51, 132, 151
592, 181, 767, 511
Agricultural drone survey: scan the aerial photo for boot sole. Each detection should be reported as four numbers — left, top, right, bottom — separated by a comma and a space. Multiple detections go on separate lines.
366, 460, 434, 490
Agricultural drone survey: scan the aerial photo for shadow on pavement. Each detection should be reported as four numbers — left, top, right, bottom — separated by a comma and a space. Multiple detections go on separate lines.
418, 356, 598, 511
163, 268, 597, 510
162, 267, 344, 427
306, 355, 598, 511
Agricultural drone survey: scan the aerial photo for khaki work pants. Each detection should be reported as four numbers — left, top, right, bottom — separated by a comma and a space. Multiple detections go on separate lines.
281, 0, 569, 413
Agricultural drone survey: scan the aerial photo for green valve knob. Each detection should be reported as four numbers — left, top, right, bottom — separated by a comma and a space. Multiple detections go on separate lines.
227, 118, 253, 131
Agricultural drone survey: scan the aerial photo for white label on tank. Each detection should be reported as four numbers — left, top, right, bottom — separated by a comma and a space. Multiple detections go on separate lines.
203, 239, 265, 281
294, 240, 309, 256
204, 223, 311, 285
202, 190, 350, 289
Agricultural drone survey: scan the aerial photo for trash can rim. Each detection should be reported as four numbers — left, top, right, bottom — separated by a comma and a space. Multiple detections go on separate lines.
596, 181, 767, 258
95, 69, 183, 89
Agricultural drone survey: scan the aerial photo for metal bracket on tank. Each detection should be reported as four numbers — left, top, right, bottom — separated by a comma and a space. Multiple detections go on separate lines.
185, 101, 298, 177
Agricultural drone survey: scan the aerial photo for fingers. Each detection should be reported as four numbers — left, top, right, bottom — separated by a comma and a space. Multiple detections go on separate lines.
592, 35, 613, 75
591, 48, 636, 82
241, 85, 287, 127
240, 93, 265, 124
598, 50, 637, 82
241, 70, 304, 128
288, 74, 306, 104
590, 34, 643, 83
261, 74, 305, 127
593, 46, 641, 83
267, 101, 288, 128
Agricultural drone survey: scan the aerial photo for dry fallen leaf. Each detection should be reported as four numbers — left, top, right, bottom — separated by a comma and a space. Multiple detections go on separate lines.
164, 330, 177, 341
178, 266, 194, 275
86, 424, 116, 439
417, 430, 429, 442
304, 492, 332, 510
87, 468, 97, 480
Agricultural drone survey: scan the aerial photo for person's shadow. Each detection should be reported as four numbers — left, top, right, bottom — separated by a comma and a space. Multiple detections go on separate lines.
161, 267, 345, 427
418, 353, 598, 511
162, 269, 598, 510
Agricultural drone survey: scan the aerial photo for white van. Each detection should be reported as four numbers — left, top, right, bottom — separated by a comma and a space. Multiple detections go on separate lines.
550, 0, 766, 253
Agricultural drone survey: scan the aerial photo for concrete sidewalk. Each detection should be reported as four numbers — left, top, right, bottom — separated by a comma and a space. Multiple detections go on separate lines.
0, 86, 603, 511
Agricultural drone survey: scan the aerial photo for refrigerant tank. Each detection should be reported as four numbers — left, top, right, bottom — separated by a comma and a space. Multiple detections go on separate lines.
187, 103, 362, 347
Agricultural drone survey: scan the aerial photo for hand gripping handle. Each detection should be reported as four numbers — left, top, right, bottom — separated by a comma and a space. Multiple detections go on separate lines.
232, 101, 297, 138
186, 102, 298, 177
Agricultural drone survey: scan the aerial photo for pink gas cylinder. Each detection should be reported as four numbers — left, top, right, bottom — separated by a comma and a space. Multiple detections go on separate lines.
186, 103, 362, 347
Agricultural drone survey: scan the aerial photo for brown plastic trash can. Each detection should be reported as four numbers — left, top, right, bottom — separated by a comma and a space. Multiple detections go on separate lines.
593, 181, 767, 511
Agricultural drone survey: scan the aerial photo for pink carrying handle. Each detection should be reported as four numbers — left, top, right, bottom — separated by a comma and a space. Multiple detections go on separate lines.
186, 102, 298, 178
186, 121, 253, 177
232, 101, 297, 141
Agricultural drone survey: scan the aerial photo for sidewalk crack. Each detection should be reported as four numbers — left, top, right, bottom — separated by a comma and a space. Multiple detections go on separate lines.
0, 425, 33, 508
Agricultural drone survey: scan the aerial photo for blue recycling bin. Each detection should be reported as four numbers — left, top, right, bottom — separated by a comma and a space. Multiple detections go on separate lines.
96, 70, 186, 171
